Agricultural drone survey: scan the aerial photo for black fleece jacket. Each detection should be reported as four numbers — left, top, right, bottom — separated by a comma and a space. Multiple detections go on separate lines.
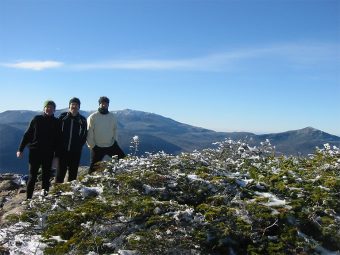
58, 112, 87, 153
18, 114, 61, 153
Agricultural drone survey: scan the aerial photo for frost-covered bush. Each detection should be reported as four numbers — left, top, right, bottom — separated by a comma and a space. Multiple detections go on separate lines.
1, 140, 339, 254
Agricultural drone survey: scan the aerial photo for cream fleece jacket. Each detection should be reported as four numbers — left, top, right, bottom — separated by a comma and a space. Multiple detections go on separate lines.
86, 111, 117, 149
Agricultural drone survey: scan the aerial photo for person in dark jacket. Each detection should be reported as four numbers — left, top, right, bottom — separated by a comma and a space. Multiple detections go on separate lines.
55, 97, 87, 183
17, 100, 61, 199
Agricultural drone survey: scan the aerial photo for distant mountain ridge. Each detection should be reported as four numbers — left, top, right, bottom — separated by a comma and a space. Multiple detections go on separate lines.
1, 109, 339, 174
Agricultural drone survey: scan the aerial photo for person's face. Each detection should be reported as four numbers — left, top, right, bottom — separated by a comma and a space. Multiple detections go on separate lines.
69, 102, 79, 115
44, 105, 55, 116
99, 102, 109, 109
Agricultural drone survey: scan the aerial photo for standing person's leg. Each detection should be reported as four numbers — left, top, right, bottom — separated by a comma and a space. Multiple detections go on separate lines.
68, 150, 81, 181
108, 142, 126, 159
27, 150, 40, 199
89, 146, 105, 173
41, 151, 54, 194
55, 152, 68, 183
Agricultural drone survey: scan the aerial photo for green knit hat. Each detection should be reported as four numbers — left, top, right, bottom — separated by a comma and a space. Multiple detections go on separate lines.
43, 100, 56, 109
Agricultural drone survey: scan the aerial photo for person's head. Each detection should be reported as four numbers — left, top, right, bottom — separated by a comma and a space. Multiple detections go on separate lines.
69, 97, 80, 115
43, 100, 56, 116
98, 96, 110, 109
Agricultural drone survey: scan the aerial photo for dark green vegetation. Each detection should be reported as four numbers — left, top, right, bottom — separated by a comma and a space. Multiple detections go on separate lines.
2, 140, 340, 254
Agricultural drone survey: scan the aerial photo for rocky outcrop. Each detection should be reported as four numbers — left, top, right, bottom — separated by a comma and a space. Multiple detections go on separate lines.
0, 167, 89, 224
0, 174, 26, 224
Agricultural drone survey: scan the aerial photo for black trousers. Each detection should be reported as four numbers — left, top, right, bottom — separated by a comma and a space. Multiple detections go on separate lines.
89, 142, 125, 173
27, 149, 54, 199
56, 150, 82, 183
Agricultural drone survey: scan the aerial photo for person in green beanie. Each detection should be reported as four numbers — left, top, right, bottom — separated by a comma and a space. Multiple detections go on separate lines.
16, 100, 61, 199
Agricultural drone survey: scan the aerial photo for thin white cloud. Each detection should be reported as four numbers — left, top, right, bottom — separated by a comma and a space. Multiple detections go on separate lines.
71, 54, 253, 72
71, 58, 220, 71
70, 43, 338, 72
73, 59, 196, 70
2, 61, 63, 71
1, 43, 337, 72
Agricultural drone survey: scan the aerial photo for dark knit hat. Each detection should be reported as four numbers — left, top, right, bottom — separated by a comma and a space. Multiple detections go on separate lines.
69, 97, 81, 106
98, 96, 110, 104
43, 100, 56, 109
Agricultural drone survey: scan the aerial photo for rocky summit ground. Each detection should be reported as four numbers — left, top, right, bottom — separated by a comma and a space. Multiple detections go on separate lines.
0, 167, 89, 225
0, 173, 26, 224
0, 141, 339, 255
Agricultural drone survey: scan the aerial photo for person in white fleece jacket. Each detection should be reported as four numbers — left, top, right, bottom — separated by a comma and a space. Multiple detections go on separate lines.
87, 96, 125, 173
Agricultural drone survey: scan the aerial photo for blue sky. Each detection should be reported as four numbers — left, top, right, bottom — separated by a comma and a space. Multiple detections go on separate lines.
1, 0, 339, 136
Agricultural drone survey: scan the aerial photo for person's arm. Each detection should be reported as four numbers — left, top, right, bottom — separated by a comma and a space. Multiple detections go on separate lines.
86, 115, 95, 149
54, 118, 63, 157
113, 115, 117, 142
81, 116, 88, 146
17, 116, 36, 157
